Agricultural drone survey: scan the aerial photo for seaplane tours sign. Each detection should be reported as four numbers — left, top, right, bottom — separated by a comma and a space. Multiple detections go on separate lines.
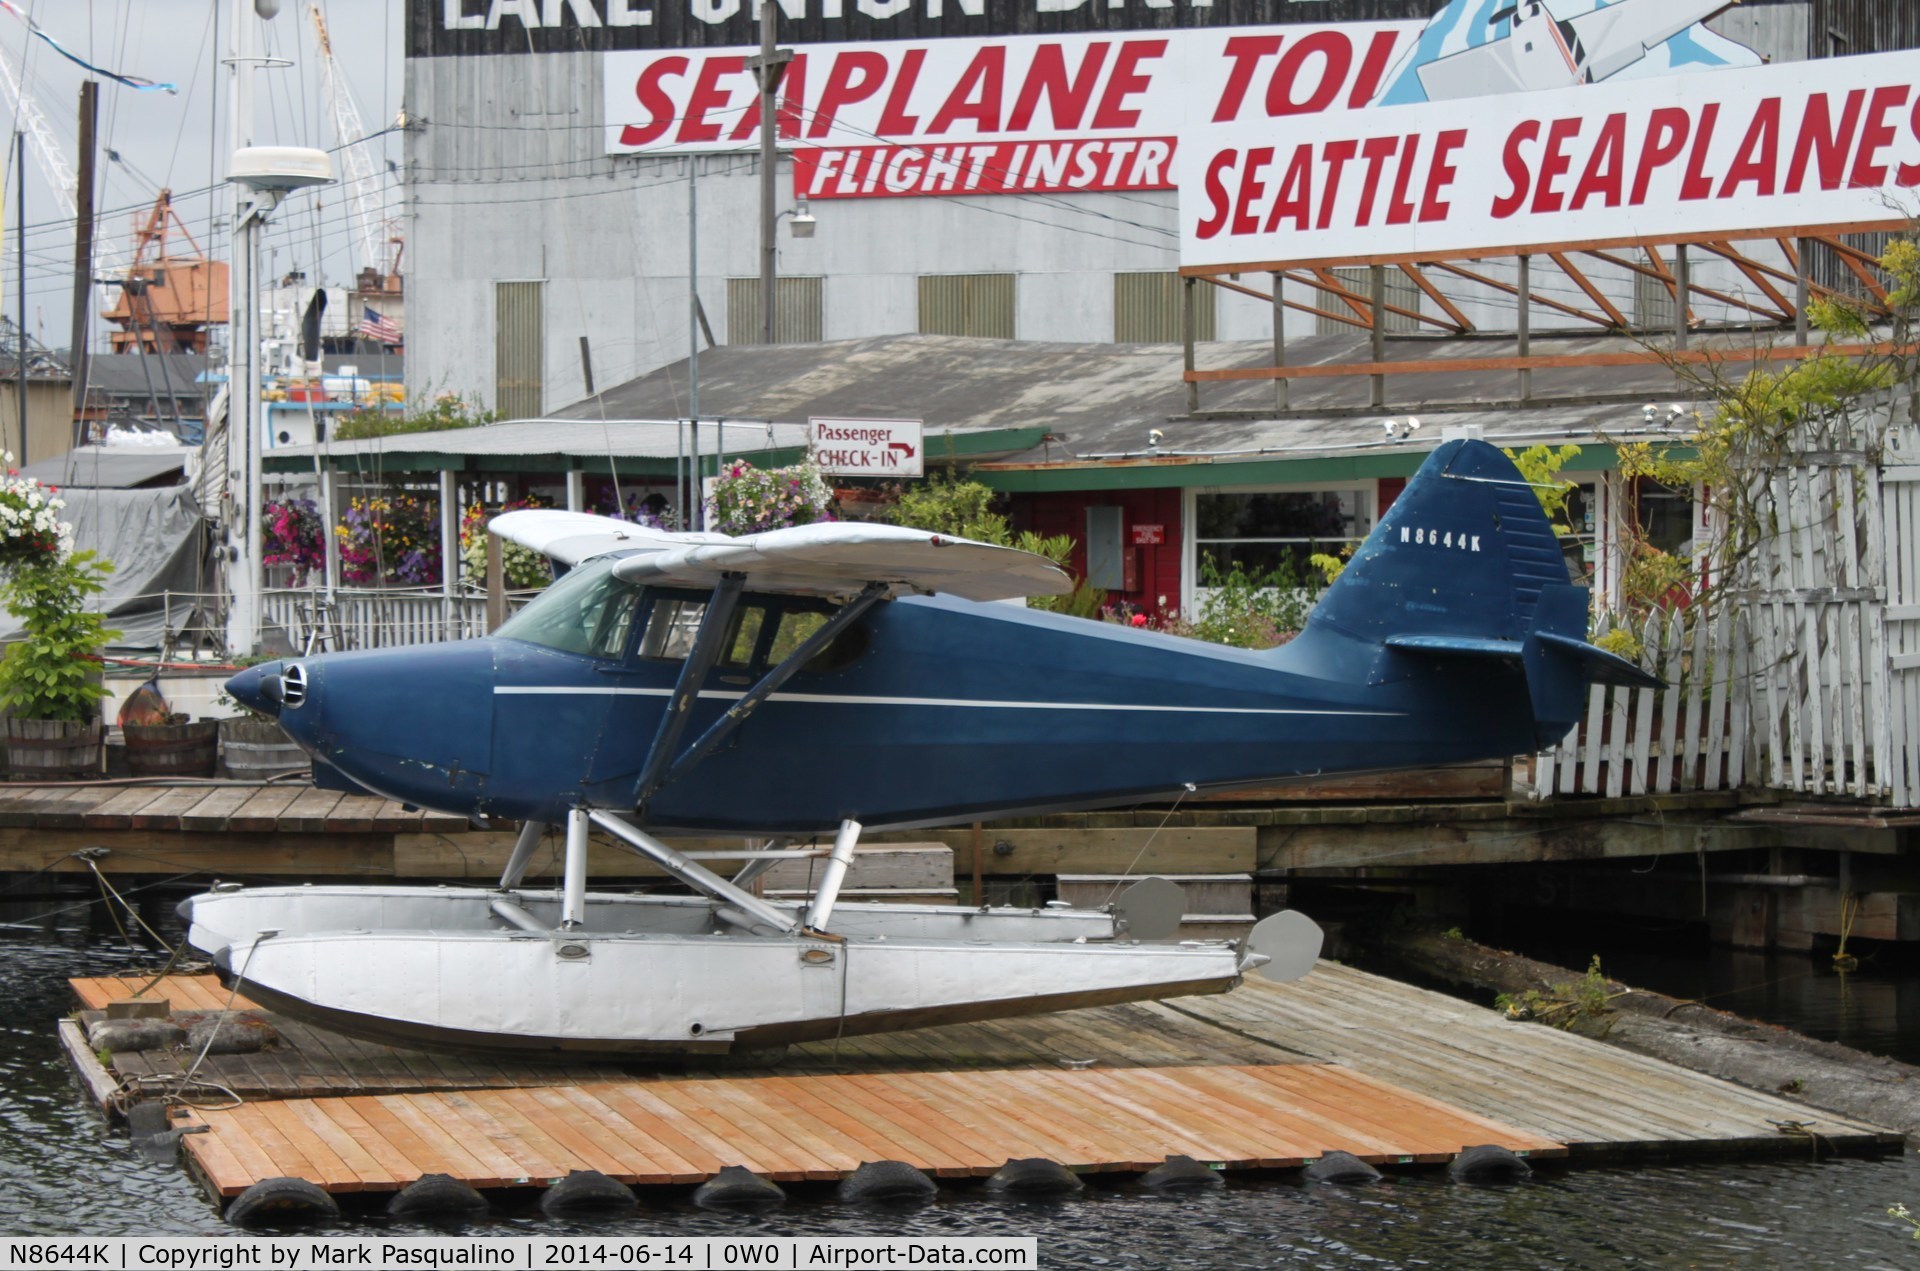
603, 24, 1418, 199
1180, 48, 1920, 269
810, 416, 924, 477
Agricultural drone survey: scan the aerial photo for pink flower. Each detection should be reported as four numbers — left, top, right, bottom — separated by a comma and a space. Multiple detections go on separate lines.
1130, 614, 1148, 628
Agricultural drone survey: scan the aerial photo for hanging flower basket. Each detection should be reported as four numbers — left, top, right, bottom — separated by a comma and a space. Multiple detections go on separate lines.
709, 461, 834, 536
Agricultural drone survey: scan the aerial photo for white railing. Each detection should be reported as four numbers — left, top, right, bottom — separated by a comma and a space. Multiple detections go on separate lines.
259, 587, 524, 652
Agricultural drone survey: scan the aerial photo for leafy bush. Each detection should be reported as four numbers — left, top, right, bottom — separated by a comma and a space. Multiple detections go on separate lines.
334, 394, 495, 442
0, 550, 118, 721
887, 474, 1007, 543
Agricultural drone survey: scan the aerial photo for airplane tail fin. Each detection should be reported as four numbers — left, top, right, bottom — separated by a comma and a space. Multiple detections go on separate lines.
1302, 438, 1656, 749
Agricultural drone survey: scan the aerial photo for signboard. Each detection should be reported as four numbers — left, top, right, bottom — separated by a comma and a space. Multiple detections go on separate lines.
1180, 48, 1920, 268
606, 24, 1417, 198
1132, 524, 1165, 545
412, 0, 1440, 59
810, 417, 924, 477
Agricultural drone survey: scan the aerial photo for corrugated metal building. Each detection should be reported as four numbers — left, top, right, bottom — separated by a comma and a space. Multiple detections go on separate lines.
404, 0, 1886, 419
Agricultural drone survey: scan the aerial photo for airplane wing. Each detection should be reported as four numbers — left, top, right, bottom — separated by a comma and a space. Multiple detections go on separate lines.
1415, 42, 1540, 101
1566, 0, 1739, 84
487, 510, 729, 567
610, 521, 1073, 602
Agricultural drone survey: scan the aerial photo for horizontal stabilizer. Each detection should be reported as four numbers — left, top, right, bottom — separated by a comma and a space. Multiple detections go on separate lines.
1384, 635, 1525, 660
1535, 631, 1663, 689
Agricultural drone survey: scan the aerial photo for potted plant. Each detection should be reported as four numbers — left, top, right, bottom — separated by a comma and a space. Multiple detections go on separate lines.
0, 548, 119, 780
709, 460, 834, 535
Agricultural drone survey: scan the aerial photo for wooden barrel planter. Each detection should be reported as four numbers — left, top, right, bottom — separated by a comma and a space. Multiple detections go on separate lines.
219, 716, 307, 778
5, 718, 103, 781
123, 719, 219, 778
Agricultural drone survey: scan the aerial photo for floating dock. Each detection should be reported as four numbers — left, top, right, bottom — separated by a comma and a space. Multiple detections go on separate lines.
64, 959, 1901, 1211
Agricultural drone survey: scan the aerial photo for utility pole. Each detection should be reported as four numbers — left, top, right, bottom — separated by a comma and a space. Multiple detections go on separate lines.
14, 132, 25, 463
67, 80, 96, 451
747, 2, 791, 346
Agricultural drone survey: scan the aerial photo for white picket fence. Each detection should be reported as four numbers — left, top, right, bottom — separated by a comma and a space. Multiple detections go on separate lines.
1535, 412, 1920, 808
1533, 607, 1750, 799
259, 589, 509, 653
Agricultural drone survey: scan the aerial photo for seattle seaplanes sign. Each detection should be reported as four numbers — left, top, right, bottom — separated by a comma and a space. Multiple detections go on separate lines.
1179, 48, 1920, 269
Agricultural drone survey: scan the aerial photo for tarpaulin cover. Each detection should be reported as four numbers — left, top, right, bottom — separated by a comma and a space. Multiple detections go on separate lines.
0, 485, 209, 650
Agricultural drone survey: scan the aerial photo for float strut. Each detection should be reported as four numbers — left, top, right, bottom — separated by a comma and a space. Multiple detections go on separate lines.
499, 819, 547, 890
805, 818, 862, 932
561, 808, 590, 929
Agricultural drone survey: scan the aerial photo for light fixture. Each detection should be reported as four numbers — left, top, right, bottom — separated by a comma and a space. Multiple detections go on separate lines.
788, 196, 815, 239
1148, 428, 1165, 451
254, 0, 282, 18
1382, 417, 1422, 441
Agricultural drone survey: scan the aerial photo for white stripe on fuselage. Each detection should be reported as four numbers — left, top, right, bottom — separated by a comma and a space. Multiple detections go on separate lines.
493, 685, 1400, 717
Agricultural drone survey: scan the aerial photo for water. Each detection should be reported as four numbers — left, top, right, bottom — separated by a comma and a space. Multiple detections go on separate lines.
6, 896, 1920, 1266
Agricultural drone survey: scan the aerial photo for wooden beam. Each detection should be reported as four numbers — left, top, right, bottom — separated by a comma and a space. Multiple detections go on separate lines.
1702, 242, 1795, 319
906, 827, 1256, 876
1196, 273, 1371, 332
1178, 218, 1910, 277
1398, 262, 1474, 332
1587, 246, 1781, 324
1312, 268, 1374, 324
1424, 261, 1617, 328
1182, 341, 1916, 384
1811, 234, 1891, 303
1548, 252, 1629, 329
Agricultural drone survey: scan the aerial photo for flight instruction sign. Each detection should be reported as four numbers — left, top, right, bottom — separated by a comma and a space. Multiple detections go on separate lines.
1179, 46, 1920, 268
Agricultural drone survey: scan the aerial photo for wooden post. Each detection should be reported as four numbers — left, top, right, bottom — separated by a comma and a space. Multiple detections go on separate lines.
67, 81, 97, 450
1182, 276, 1199, 414
565, 469, 586, 513
1517, 254, 1532, 403
485, 522, 506, 633
1370, 265, 1385, 409
1674, 244, 1690, 352
1271, 271, 1287, 414
1794, 237, 1810, 347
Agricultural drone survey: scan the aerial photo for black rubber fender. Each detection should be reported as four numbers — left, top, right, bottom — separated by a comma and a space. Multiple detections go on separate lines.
1139, 1155, 1224, 1190
1303, 1151, 1382, 1185
692, 1166, 786, 1207
984, 1157, 1083, 1196
388, 1173, 491, 1218
124, 1101, 171, 1140
837, 1160, 937, 1203
540, 1169, 639, 1216
226, 1177, 341, 1227
1448, 1144, 1532, 1184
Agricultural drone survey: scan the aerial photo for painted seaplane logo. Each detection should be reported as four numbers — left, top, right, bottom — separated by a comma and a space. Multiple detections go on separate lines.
186, 440, 1654, 1058
1383, 0, 1757, 106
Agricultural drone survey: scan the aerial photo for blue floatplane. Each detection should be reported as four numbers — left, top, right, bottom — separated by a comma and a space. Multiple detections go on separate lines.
184, 439, 1652, 1057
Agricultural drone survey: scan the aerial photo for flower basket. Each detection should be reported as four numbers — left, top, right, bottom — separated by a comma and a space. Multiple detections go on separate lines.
710, 461, 833, 536
6, 717, 102, 781
124, 719, 220, 777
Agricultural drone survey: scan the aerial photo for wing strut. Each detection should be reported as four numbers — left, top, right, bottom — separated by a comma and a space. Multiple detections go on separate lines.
645, 581, 889, 802
586, 809, 798, 934
632, 572, 745, 807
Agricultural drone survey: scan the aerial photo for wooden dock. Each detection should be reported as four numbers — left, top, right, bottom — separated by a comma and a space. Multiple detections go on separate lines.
65, 960, 1901, 1208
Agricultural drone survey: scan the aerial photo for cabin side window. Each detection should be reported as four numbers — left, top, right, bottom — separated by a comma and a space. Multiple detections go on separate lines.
636, 593, 871, 673
771, 607, 870, 675
640, 599, 708, 660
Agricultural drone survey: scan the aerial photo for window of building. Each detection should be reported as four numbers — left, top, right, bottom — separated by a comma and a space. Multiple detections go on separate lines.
1193, 488, 1371, 582
726, 276, 824, 345
919, 274, 1015, 339
494, 280, 543, 420
1315, 268, 1420, 336
1114, 272, 1215, 343
1634, 270, 1675, 332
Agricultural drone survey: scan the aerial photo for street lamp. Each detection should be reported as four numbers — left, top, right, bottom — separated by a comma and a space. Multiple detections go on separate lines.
226, 145, 331, 655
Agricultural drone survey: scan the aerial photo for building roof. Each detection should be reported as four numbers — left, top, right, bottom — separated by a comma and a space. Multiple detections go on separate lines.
21, 445, 193, 489
271, 331, 1716, 481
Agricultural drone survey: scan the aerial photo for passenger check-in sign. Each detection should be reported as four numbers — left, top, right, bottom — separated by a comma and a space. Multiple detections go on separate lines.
810, 417, 925, 478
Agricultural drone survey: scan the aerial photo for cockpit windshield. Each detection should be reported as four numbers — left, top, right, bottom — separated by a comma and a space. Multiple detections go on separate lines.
493, 557, 643, 659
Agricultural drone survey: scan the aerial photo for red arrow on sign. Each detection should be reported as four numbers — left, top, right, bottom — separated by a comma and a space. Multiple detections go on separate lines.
887, 442, 917, 458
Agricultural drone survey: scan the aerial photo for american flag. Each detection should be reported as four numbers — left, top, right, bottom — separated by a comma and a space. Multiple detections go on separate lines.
358, 306, 402, 345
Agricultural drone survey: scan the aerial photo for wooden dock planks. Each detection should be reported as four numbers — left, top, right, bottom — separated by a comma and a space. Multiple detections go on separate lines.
176, 1064, 1566, 1197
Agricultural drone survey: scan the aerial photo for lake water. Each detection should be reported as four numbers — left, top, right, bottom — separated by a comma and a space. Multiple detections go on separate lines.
5, 890, 1920, 1267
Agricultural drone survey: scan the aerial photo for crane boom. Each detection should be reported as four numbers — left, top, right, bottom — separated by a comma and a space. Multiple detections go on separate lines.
311, 3, 394, 278
0, 39, 124, 280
